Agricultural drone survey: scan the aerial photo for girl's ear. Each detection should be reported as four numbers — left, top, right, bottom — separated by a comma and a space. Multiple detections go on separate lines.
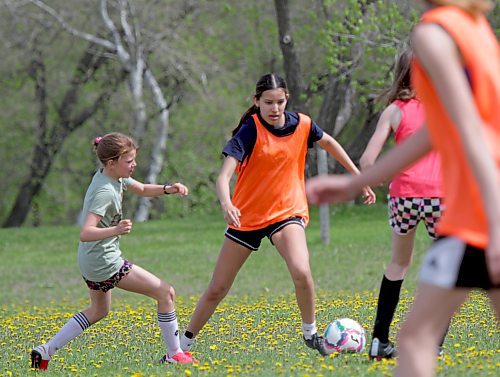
252, 95, 259, 107
105, 159, 115, 169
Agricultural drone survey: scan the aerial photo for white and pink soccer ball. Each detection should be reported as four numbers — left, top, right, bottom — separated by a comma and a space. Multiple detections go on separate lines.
323, 318, 366, 354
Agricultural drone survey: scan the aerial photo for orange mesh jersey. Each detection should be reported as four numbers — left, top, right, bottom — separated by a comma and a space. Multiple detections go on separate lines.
412, 6, 500, 248
230, 113, 311, 230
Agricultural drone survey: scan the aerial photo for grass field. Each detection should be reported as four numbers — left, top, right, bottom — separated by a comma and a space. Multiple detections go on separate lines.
1, 204, 498, 376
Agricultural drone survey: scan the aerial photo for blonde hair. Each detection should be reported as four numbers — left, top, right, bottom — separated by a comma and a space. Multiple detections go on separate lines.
425, 0, 493, 15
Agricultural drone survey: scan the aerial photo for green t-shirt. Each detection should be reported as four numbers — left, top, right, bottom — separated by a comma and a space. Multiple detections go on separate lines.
77, 170, 132, 282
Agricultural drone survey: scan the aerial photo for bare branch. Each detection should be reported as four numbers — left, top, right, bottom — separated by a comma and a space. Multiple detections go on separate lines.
155, 43, 209, 96
29, 0, 115, 51
119, 0, 135, 48
99, 0, 131, 67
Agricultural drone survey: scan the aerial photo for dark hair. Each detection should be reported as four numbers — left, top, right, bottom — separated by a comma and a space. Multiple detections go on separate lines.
232, 73, 288, 136
377, 49, 415, 106
93, 132, 138, 164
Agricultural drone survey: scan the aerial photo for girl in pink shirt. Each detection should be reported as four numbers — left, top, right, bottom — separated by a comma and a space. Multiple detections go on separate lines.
359, 49, 444, 360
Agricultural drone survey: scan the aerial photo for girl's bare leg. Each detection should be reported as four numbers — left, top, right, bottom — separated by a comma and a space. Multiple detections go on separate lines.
394, 283, 470, 377
186, 238, 252, 336
272, 224, 315, 323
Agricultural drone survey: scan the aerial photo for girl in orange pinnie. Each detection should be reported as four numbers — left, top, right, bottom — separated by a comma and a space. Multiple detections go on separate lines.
179, 73, 375, 357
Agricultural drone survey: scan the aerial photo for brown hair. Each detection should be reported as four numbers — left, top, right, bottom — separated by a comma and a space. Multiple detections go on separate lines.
424, 0, 493, 15
93, 132, 137, 164
377, 49, 414, 106
232, 73, 289, 136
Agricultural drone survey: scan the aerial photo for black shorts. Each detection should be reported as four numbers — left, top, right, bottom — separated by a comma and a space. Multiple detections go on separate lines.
225, 216, 305, 251
419, 237, 499, 290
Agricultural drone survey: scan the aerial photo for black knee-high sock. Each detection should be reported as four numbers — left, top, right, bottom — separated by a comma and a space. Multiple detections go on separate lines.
372, 275, 403, 343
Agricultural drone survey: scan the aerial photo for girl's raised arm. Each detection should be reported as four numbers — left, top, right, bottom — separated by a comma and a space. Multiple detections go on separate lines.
317, 133, 376, 204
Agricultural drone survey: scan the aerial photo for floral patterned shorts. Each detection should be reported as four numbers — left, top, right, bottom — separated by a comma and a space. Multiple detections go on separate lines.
83, 259, 133, 292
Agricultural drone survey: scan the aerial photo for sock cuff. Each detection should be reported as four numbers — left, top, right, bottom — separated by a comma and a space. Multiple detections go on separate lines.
301, 321, 317, 328
158, 311, 177, 323
302, 321, 317, 339
382, 275, 404, 287
73, 312, 91, 330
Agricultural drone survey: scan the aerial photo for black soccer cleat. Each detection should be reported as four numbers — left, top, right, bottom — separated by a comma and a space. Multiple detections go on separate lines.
304, 333, 329, 356
369, 337, 396, 360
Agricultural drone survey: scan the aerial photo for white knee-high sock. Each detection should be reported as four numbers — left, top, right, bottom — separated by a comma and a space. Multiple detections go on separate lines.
46, 312, 91, 355
158, 312, 182, 356
302, 321, 317, 340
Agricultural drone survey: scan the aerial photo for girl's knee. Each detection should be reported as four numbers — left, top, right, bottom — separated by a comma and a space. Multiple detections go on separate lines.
158, 281, 176, 305
86, 307, 110, 323
167, 284, 176, 301
205, 284, 229, 302
291, 269, 313, 289
96, 309, 110, 322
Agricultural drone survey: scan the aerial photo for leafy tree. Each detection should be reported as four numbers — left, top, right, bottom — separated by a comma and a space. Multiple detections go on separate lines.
0, 0, 124, 227
0, 0, 457, 227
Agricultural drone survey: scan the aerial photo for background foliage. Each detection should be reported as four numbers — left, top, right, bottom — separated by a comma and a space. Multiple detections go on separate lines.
0, 0, 498, 227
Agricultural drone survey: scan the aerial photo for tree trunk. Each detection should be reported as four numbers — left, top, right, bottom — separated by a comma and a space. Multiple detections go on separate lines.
343, 98, 379, 167
316, 147, 330, 244
128, 57, 148, 143
274, 0, 334, 243
273, 0, 306, 112
134, 68, 169, 222
2, 45, 119, 227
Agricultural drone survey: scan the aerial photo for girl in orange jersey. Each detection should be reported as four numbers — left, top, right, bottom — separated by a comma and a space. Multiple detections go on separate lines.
179, 73, 376, 356
359, 49, 445, 360
306, 0, 500, 376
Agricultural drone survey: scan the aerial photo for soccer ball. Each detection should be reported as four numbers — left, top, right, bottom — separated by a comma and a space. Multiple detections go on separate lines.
322, 318, 366, 354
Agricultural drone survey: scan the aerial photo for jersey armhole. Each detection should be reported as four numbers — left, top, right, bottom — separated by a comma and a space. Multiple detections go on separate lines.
297, 112, 315, 148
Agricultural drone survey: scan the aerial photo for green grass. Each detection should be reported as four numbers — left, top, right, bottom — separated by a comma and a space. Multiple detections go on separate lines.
0, 204, 498, 376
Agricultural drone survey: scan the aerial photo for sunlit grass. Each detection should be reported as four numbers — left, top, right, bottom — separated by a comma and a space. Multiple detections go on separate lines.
1, 206, 499, 375
1, 290, 498, 376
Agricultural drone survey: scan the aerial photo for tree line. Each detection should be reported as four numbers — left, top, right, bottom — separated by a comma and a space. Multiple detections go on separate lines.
0, 0, 497, 228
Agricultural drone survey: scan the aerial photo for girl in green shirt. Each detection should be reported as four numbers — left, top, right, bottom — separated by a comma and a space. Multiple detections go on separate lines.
31, 132, 196, 369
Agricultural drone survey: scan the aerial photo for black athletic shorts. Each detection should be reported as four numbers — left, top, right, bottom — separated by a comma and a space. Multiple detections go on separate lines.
225, 216, 305, 251
419, 237, 499, 290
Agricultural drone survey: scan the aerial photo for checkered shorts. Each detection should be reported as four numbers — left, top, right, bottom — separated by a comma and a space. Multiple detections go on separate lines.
388, 197, 444, 238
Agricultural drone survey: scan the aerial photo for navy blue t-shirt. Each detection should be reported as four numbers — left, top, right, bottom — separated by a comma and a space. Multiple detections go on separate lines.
223, 111, 324, 162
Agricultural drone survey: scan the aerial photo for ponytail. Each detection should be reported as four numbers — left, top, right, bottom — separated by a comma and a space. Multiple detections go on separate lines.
232, 105, 258, 136
377, 48, 414, 106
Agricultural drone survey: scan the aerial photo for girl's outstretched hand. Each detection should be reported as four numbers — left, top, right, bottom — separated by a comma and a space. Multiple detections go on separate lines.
362, 186, 376, 205
306, 175, 359, 205
222, 202, 241, 228
167, 183, 189, 196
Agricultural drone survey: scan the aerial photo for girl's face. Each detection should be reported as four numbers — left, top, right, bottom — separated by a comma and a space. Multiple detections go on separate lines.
254, 88, 288, 127
106, 149, 137, 179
